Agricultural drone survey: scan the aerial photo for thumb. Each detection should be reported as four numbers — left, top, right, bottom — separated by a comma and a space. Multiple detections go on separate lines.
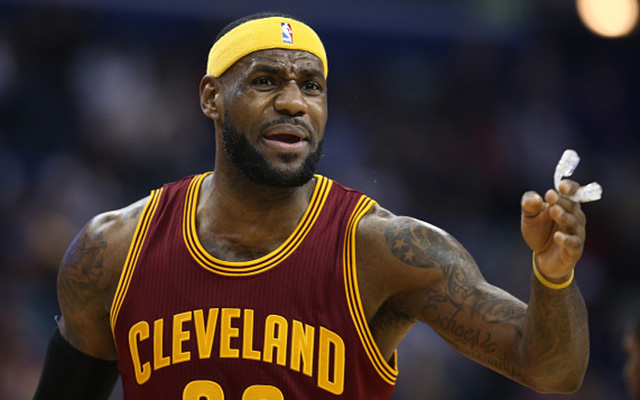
521, 191, 547, 218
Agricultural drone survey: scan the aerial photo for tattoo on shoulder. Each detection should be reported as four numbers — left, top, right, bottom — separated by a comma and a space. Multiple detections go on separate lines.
384, 217, 469, 273
385, 217, 483, 303
58, 226, 110, 315
385, 218, 436, 269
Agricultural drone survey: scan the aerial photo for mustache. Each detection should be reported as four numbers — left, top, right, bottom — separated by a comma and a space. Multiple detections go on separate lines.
261, 117, 315, 136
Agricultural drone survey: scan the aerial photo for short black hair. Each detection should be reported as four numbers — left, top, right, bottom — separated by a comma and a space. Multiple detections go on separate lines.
214, 12, 299, 43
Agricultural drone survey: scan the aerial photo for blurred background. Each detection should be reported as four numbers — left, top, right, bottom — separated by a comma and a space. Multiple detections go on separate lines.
0, 0, 638, 399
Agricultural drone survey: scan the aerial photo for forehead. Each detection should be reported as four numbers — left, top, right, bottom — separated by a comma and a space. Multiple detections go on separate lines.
229, 49, 324, 77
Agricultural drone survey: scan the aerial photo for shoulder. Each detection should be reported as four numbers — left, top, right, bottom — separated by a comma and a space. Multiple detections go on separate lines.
357, 203, 467, 270
355, 203, 481, 305
57, 196, 150, 358
88, 196, 150, 251
64, 196, 150, 301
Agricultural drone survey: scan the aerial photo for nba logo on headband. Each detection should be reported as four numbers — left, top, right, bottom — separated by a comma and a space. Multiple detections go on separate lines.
281, 22, 293, 44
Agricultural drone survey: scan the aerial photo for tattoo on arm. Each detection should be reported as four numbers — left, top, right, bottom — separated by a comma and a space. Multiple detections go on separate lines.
58, 226, 110, 316
385, 218, 456, 272
384, 217, 483, 303
526, 281, 589, 376
384, 218, 526, 377
385, 217, 588, 386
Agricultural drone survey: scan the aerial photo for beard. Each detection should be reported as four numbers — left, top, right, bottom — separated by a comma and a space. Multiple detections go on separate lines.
221, 112, 324, 188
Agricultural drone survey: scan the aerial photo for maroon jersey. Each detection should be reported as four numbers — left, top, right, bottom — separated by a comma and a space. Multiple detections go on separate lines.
110, 173, 397, 399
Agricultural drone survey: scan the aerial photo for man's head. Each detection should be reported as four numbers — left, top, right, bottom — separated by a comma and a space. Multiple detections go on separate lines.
624, 314, 640, 400
200, 13, 328, 188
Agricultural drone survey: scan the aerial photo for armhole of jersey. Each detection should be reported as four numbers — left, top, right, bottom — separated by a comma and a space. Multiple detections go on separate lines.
343, 195, 399, 386
109, 188, 164, 338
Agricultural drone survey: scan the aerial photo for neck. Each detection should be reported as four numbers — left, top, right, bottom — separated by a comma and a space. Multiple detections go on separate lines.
209, 162, 315, 212
194, 165, 316, 261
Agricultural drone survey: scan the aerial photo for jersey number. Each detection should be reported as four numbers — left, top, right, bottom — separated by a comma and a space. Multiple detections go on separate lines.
183, 380, 284, 400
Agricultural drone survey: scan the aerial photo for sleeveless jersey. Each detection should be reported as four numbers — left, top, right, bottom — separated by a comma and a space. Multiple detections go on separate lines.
110, 173, 398, 399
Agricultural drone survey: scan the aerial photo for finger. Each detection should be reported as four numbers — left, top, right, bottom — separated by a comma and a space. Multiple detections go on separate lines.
545, 188, 578, 214
521, 191, 547, 218
553, 231, 584, 253
548, 192, 587, 228
549, 204, 585, 235
558, 179, 581, 196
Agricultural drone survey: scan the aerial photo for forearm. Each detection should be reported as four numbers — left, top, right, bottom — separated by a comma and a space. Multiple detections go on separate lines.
420, 273, 587, 393
520, 276, 589, 393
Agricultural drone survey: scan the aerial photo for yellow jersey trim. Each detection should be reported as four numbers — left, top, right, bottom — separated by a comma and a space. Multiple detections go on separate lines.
343, 196, 398, 385
110, 188, 164, 335
183, 173, 332, 276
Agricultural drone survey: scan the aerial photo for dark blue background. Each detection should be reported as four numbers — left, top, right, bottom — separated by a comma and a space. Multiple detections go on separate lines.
0, 1, 637, 399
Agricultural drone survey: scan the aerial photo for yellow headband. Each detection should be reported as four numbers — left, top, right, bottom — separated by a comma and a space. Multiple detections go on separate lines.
207, 17, 328, 78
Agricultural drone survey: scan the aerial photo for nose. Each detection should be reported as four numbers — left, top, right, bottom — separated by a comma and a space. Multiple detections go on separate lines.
274, 81, 306, 116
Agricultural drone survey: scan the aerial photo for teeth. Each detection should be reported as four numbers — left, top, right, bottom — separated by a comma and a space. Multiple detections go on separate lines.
268, 134, 301, 143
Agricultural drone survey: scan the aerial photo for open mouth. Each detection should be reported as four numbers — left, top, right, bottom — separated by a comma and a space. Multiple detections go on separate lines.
265, 134, 304, 144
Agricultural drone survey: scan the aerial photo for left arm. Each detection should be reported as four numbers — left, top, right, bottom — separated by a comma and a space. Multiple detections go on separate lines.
358, 179, 589, 393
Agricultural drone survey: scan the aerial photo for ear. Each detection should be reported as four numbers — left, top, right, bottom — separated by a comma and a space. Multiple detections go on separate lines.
199, 75, 221, 120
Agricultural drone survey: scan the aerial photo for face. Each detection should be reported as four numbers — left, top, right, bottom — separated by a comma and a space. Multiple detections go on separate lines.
623, 325, 640, 400
215, 49, 328, 187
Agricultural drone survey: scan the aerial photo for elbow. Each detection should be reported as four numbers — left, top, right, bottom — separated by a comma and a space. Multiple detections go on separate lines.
560, 377, 586, 394
529, 376, 585, 394
562, 367, 588, 393
525, 362, 588, 394
543, 376, 585, 394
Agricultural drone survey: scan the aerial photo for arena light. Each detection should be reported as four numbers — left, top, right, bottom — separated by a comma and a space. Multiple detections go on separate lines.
576, 0, 639, 37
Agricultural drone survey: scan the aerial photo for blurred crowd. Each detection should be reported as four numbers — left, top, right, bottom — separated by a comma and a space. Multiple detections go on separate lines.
0, 1, 638, 399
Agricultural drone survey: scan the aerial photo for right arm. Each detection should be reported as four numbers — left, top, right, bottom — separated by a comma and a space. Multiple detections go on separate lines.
33, 198, 148, 399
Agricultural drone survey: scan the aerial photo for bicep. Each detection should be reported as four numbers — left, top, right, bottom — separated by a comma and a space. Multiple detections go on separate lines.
57, 216, 124, 360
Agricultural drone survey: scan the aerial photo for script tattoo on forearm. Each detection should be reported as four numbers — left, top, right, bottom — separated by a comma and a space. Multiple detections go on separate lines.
470, 350, 521, 378
384, 217, 526, 377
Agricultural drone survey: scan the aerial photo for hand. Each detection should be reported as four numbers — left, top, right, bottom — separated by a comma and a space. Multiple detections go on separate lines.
520, 179, 586, 283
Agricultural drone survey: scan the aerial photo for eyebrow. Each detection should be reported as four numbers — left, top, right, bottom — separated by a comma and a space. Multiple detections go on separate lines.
250, 64, 283, 76
249, 64, 325, 81
298, 68, 325, 81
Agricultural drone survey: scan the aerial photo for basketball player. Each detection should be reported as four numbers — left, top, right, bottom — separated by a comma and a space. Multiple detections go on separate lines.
624, 314, 640, 399
33, 12, 590, 399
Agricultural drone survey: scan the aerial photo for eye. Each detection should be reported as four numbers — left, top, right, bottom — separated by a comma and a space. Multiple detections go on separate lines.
253, 77, 276, 88
302, 81, 323, 93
